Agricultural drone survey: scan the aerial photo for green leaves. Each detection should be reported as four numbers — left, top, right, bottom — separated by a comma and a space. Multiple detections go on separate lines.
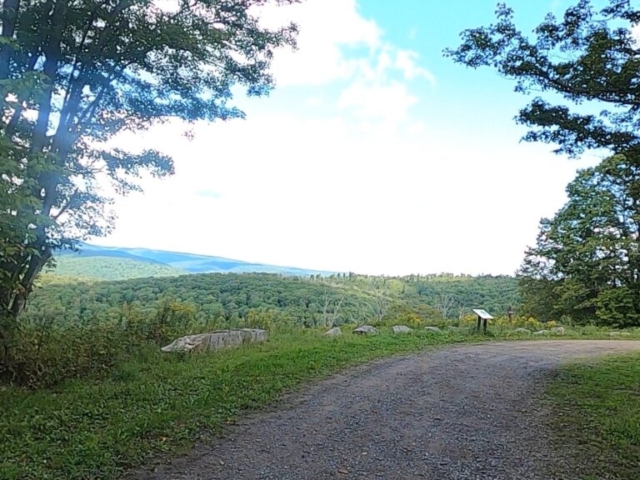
519, 154, 640, 326
447, 0, 640, 324
0, 0, 300, 319
445, 0, 640, 157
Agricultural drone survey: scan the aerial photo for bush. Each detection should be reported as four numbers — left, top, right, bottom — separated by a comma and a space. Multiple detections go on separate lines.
0, 300, 203, 389
458, 313, 552, 332
1, 320, 128, 388
373, 303, 438, 328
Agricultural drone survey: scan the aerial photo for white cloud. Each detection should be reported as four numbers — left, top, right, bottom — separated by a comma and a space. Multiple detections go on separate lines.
337, 81, 418, 122
395, 50, 435, 84
100, 110, 584, 276
632, 24, 640, 45
259, 0, 433, 122
94, 0, 589, 276
260, 0, 382, 87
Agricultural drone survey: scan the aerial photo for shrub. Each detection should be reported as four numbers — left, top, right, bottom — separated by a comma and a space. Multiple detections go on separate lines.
373, 303, 441, 328
0, 300, 202, 389
1, 320, 127, 388
524, 317, 543, 330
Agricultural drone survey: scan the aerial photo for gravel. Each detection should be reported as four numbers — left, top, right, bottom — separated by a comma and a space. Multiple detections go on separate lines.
133, 340, 640, 480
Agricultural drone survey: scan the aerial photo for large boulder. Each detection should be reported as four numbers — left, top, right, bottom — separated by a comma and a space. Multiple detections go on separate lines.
392, 325, 412, 334
353, 325, 379, 335
325, 327, 343, 337
161, 329, 267, 353
609, 331, 631, 338
513, 328, 532, 335
533, 330, 550, 336
551, 326, 566, 335
424, 326, 443, 334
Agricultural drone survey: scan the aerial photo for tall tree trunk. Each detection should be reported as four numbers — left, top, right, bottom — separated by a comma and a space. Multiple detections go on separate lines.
2, 0, 69, 320
0, 0, 21, 80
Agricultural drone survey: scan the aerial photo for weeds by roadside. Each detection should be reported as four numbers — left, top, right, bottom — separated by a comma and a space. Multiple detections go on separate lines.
546, 353, 640, 480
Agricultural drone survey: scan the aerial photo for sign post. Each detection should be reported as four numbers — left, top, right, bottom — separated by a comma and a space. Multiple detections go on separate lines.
472, 309, 494, 335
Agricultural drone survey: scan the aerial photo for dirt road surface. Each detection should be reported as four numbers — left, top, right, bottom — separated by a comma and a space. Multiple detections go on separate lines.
135, 340, 640, 480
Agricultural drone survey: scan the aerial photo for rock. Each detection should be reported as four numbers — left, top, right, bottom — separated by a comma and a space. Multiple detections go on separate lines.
425, 326, 443, 334
609, 331, 631, 337
392, 325, 412, 334
551, 327, 565, 335
533, 330, 550, 336
324, 327, 343, 337
513, 328, 532, 335
446, 326, 462, 332
353, 325, 378, 335
161, 329, 267, 353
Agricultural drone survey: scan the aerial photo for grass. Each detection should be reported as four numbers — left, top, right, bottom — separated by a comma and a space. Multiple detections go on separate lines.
0, 329, 475, 480
546, 353, 640, 479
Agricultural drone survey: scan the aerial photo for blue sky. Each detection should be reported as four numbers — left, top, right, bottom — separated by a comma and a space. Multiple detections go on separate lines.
97, 0, 602, 276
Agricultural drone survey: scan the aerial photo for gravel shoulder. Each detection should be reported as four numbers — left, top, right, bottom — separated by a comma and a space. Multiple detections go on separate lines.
134, 340, 640, 480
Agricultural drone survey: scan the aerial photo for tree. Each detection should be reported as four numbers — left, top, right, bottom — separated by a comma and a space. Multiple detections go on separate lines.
0, 0, 300, 333
321, 289, 343, 327
369, 292, 390, 324
434, 293, 456, 319
445, 0, 640, 158
518, 153, 640, 327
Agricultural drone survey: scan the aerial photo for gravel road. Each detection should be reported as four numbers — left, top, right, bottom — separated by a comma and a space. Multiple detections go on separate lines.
135, 340, 640, 480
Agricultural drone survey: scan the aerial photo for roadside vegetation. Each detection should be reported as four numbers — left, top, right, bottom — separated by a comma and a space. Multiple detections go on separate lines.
547, 353, 640, 479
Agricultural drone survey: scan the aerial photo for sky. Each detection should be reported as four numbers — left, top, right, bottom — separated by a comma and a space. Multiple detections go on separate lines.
93, 0, 605, 276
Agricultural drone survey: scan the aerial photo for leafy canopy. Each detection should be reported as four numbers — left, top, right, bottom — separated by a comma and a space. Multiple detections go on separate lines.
0, 0, 299, 319
518, 153, 640, 327
447, 0, 640, 326
445, 0, 640, 157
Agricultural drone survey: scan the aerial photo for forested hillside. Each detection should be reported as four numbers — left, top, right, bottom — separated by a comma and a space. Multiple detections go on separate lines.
24, 272, 520, 327
46, 256, 188, 281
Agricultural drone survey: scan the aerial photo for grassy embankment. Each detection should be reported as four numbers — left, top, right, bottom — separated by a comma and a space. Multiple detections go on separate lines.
547, 352, 640, 480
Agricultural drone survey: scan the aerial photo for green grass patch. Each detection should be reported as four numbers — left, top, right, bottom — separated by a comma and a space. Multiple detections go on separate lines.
0, 329, 474, 480
546, 353, 640, 479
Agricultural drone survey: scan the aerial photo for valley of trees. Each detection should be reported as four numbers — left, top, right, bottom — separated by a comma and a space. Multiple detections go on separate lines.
4, 269, 519, 388
45, 256, 187, 282
24, 272, 520, 328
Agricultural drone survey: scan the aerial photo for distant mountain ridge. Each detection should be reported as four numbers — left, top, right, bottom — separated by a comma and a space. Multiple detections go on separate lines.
54, 242, 336, 280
